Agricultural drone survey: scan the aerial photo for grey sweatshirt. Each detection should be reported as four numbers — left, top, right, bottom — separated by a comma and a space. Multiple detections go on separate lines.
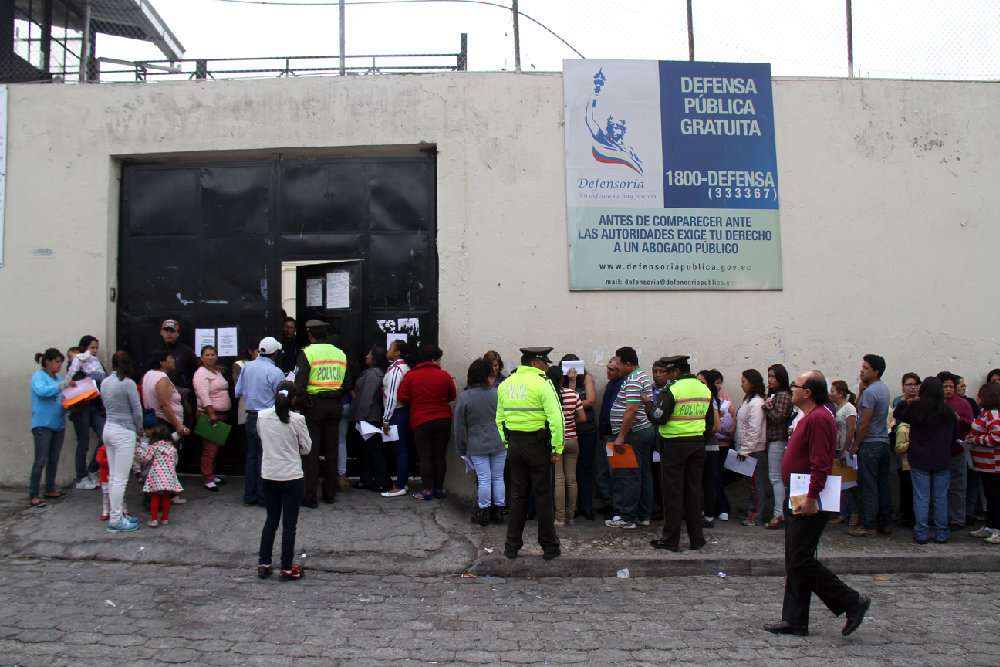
353, 367, 385, 424
453, 386, 505, 457
100, 375, 143, 433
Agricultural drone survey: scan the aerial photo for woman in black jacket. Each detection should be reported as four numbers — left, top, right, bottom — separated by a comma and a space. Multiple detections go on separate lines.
894, 377, 958, 544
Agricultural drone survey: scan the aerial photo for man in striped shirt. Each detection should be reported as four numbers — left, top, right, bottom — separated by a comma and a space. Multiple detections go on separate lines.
606, 346, 655, 529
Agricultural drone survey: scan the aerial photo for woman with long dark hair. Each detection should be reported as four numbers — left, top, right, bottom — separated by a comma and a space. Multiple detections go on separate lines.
29, 349, 68, 507
894, 377, 957, 544
762, 363, 793, 529
353, 345, 390, 492
100, 351, 143, 532
65, 334, 107, 490
256, 381, 312, 581
735, 369, 767, 526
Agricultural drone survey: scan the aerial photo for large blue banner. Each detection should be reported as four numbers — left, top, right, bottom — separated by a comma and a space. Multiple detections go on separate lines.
564, 59, 782, 290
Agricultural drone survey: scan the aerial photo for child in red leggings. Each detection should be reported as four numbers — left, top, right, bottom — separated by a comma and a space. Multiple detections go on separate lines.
134, 425, 183, 527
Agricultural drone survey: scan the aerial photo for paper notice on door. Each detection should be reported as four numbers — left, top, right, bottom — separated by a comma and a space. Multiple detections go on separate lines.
194, 328, 216, 356
788, 473, 841, 513
217, 327, 238, 358
326, 271, 350, 309
306, 278, 323, 307
387, 333, 407, 351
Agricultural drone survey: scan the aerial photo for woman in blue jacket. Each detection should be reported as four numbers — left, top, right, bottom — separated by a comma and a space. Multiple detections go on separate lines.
30, 348, 68, 507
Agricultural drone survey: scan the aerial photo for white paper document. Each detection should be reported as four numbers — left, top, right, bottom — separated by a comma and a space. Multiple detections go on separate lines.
326, 271, 350, 309
194, 328, 216, 356
561, 360, 585, 376
788, 473, 842, 513
723, 449, 757, 476
306, 278, 323, 307
355, 422, 399, 442
217, 327, 239, 358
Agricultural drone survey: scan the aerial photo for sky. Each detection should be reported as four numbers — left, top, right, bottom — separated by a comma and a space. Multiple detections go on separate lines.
30, 0, 1000, 81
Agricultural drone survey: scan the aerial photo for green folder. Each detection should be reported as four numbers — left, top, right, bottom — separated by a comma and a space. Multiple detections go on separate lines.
194, 414, 231, 445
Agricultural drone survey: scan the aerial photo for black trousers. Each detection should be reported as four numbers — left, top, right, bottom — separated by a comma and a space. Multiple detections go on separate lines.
506, 429, 559, 553
303, 395, 342, 503
782, 512, 861, 627
982, 472, 1000, 530
575, 427, 597, 514
360, 426, 390, 490
703, 449, 721, 519
660, 439, 706, 549
413, 418, 451, 492
259, 478, 304, 570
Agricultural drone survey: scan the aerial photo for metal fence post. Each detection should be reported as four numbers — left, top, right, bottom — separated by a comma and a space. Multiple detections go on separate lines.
687, 0, 695, 61
845, 0, 854, 78
195, 59, 207, 79
512, 0, 521, 72
339, 0, 346, 75
79, 0, 91, 82
458, 32, 467, 71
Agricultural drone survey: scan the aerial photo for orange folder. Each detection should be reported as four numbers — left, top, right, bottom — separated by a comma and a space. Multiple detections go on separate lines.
606, 441, 639, 469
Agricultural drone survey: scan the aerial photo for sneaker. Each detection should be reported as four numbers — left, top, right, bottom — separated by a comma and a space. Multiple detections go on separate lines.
100, 513, 110, 521
970, 526, 995, 538
411, 491, 432, 501
75, 477, 98, 491
847, 527, 874, 538
160, 519, 169, 526
381, 487, 408, 498
637, 519, 651, 527
204, 482, 219, 492
147, 520, 159, 528
986, 532, 1000, 545
88, 472, 101, 487
106, 519, 138, 533
554, 519, 566, 528
619, 521, 637, 529
213, 476, 227, 486
606, 516, 637, 529
604, 515, 623, 527
124, 516, 140, 528
172, 496, 187, 505
703, 517, 715, 529
718, 513, 729, 522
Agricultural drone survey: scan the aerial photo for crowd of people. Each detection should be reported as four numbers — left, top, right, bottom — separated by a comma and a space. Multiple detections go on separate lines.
27, 318, 1000, 580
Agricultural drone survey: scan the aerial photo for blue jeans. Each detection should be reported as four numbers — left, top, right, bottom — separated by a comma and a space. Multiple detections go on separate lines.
243, 413, 263, 504
470, 450, 507, 508
948, 453, 967, 526
612, 426, 655, 522
911, 467, 950, 542
858, 440, 892, 529
29, 427, 65, 498
390, 407, 413, 490
70, 401, 105, 481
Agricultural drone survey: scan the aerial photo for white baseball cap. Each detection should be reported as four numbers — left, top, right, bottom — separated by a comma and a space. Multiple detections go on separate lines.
258, 336, 282, 355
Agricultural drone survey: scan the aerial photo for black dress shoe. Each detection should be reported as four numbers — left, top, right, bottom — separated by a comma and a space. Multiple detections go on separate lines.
689, 540, 706, 551
243, 500, 257, 507
649, 539, 680, 552
764, 621, 808, 636
842, 595, 871, 636
504, 545, 519, 559
322, 496, 336, 504
913, 537, 928, 545
301, 499, 319, 509
542, 549, 561, 561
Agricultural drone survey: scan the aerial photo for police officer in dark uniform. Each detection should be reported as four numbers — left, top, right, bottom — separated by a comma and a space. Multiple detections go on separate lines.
496, 347, 566, 561
293, 320, 348, 508
648, 355, 714, 552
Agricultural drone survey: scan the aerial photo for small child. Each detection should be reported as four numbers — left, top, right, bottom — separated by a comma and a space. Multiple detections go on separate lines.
134, 424, 183, 528
96, 444, 110, 521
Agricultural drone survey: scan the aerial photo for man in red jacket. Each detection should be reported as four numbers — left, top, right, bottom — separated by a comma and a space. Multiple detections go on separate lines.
397, 344, 457, 501
765, 370, 871, 638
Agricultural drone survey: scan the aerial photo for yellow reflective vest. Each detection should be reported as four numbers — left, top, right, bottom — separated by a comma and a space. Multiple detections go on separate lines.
304, 343, 347, 395
495, 365, 565, 454
658, 376, 712, 440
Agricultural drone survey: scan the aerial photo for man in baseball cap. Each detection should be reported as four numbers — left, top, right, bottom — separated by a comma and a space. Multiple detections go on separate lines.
158, 319, 196, 391
234, 335, 286, 506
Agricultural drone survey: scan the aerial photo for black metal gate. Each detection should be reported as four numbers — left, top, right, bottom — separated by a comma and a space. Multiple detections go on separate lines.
117, 153, 438, 474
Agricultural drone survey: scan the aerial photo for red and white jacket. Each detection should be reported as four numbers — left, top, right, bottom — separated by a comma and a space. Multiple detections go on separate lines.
969, 409, 1000, 473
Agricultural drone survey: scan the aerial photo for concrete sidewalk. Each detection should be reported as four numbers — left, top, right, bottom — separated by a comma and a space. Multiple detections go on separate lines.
2, 482, 998, 578
0, 478, 481, 576
471, 511, 1000, 578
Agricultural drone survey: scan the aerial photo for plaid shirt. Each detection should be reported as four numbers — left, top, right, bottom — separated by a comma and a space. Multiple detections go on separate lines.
764, 390, 793, 442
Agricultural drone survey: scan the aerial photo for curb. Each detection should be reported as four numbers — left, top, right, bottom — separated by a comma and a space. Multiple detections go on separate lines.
469, 552, 1000, 578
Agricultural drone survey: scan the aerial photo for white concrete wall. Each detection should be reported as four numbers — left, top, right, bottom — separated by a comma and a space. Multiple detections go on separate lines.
2, 73, 998, 487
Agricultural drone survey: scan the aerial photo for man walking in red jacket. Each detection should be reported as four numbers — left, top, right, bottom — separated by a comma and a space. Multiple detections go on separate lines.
765, 369, 871, 637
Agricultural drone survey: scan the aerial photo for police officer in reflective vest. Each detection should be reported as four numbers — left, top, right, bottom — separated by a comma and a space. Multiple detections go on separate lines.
496, 347, 565, 561
649, 355, 714, 552
293, 319, 348, 508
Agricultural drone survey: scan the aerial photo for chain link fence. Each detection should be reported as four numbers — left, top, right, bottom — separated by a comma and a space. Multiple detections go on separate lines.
3, 0, 999, 84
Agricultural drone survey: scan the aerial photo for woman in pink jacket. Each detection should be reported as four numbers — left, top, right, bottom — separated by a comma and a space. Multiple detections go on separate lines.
193, 345, 232, 491
735, 369, 767, 526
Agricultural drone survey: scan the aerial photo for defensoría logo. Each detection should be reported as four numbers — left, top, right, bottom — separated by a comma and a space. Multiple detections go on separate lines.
585, 68, 643, 175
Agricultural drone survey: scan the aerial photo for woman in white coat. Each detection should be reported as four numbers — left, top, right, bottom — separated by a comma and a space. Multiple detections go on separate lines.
735, 369, 767, 526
